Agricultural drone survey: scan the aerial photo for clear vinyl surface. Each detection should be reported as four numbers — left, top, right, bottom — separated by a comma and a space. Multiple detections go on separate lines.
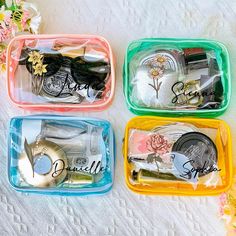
7, 35, 115, 111
124, 39, 230, 117
124, 116, 232, 195
8, 115, 115, 195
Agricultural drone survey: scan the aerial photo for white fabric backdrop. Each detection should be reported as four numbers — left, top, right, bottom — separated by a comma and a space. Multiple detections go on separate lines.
1, 0, 236, 235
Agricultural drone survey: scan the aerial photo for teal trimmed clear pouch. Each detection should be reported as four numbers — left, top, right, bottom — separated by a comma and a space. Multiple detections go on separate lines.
123, 38, 231, 117
8, 115, 115, 196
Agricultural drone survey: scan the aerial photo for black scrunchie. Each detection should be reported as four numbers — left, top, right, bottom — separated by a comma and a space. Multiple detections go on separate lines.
71, 56, 109, 89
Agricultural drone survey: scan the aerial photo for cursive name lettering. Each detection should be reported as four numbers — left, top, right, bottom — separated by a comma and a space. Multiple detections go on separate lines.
55, 73, 103, 98
171, 81, 215, 104
180, 160, 221, 179
51, 159, 105, 178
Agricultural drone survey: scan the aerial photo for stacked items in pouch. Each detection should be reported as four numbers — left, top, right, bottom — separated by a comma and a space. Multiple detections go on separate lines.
8, 116, 115, 195
130, 47, 223, 110
7, 35, 115, 111
128, 123, 219, 185
18, 45, 111, 104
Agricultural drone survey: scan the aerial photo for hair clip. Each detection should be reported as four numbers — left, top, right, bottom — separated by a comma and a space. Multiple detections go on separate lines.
171, 80, 204, 107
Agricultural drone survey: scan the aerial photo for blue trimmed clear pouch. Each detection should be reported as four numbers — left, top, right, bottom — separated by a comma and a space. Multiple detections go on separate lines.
8, 115, 115, 195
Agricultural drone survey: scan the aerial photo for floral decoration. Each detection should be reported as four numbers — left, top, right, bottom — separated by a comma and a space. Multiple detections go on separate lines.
0, 0, 41, 74
145, 134, 172, 172
146, 134, 171, 155
150, 67, 163, 79
33, 62, 47, 76
28, 50, 47, 94
148, 54, 167, 99
28, 51, 43, 65
154, 55, 167, 65
219, 175, 236, 235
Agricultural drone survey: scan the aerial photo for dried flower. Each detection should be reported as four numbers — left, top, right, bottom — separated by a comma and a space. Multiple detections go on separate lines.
33, 62, 47, 76
0, 24, 11, 42
0, 1, 41, 74
154, 55, 167, 64
148, 54, 167, 98
149, 67, 163, 79
146, 134, 171, 155
28, 51, 43, 65
0, 6, 12, 25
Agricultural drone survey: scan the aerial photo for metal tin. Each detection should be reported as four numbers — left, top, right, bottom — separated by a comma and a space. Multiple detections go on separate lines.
18, 140, 68, 187
172, 132, 218, 177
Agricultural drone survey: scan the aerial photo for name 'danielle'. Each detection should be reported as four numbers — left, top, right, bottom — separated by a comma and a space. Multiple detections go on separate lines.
51, 159, 105, 178
171, 81, 216, 104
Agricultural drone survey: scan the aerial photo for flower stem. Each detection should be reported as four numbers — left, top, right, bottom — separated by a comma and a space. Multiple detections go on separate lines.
153, 78, 159, 99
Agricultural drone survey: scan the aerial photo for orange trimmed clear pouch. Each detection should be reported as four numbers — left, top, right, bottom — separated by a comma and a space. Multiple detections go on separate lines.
123, 116, 233, 196
7, 34, 115, 111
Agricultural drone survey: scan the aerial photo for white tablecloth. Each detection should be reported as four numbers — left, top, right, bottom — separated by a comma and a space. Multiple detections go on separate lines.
1, 0, 235, 235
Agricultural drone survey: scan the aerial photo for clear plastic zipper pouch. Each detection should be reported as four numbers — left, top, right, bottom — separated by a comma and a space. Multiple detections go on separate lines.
123, 116, 232, 195
8, 115, 115, 195
123, 38, 231, 117
7, 34, 115, 111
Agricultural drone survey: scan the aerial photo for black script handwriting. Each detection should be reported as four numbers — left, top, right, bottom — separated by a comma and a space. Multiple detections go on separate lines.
180, 160, 221, 179
171, 81, 216, 104
51, 159, 105, 178
55, 73, 103, 98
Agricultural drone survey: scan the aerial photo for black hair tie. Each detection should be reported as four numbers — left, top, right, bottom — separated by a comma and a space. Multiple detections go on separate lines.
71, 56, 110, 89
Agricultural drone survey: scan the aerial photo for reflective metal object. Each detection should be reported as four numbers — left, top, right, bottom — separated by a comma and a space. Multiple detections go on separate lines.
19, 140, 68, 187
172, 132, 218, 177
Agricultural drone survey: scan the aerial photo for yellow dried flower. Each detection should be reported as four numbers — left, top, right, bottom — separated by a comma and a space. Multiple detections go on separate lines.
28, 51, 43, 65
33, 63, 47, 76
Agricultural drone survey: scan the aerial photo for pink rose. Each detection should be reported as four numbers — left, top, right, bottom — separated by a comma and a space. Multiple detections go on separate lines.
146, 134, 171, 155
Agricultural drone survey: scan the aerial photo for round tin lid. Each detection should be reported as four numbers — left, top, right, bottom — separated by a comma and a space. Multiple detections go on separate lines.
172, 132, 218, 177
